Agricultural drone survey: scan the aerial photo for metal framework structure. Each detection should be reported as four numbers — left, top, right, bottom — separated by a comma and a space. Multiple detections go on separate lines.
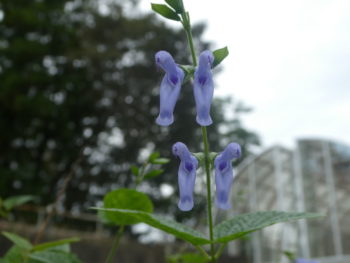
226, 139, 350, 263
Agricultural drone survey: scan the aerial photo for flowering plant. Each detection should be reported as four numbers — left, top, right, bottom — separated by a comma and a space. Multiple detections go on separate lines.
94, 0, 322, 262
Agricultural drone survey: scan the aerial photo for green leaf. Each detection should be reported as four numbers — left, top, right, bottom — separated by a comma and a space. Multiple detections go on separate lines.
212, 47, 229, 68
151, 4, 180, 21
101, 189, 153, 225
144, 169, 164, 179
130, 165, 139, 176
46, 244, 70, 253
165, 0, 183, 13
181, 253, 209, 263
2, 232, 33, 250
29, 251, 82, 263
283, 250, 296, 261
93, 208, 210, 245
167, 253, 209, 263
213, 211, 323, 243
2, 246, 28, 263
148, 152, 160, 162
151, 158, 170, 164
3, 195, 36, 210
32, 238, 80, 252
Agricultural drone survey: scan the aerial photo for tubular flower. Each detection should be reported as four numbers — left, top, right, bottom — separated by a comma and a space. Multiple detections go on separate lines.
155, 50, 184, 126
193, 50, 214, 126
172, 142, 198, 211
214, 143, 242, 210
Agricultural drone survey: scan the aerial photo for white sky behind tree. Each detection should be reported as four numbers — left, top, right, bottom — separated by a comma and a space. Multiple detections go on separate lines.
140, 0, 350, 150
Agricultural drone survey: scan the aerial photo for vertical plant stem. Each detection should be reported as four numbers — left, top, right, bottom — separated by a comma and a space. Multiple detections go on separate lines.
179, 1, 216, 261
215, 243, 227, 259
184, 22, 197, 66
179, 0, 197, 66
201, 127, 216, 263
105, 225, 125, 263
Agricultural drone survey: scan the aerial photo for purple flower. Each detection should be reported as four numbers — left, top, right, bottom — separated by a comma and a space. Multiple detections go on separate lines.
295, 259, 319, 263
155, 51, 184, 126
172, 142, 198, 211
214, 143, 241, 210
193, 50, 214, 126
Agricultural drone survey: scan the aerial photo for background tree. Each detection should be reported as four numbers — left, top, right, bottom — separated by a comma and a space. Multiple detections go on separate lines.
0, 0, 259, 220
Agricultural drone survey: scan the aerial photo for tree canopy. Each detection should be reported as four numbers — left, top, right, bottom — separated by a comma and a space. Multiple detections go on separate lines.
0, 0, 259, 217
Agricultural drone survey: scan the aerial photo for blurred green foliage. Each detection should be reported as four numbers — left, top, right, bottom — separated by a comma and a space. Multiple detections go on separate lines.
0, 0, 259, 219
1, 232, 81, 263
0, 195, 36, 218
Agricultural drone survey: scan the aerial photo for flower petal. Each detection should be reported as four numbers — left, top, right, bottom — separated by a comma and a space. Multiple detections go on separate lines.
193, 50, 214, 126
172, 142, 198, 211
214, 143, 242, 210
156, 73, 181, 126
155, 51, 184, 126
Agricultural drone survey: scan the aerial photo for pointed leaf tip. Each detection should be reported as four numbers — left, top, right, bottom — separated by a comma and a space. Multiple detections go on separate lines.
213, 211, 323, 243
151, 3, 181, 21
165, 0, 183, 13
213, 47, 229, 68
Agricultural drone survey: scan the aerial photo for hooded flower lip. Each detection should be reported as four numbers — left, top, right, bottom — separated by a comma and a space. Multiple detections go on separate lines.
214, 142, 242, 210
155, 51, 184, 126
193, 50, 214, 126
172, 142, 198, 211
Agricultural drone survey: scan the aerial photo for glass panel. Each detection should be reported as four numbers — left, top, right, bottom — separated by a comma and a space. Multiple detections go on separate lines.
330, 142, 350, 254
298, 140, 335, 257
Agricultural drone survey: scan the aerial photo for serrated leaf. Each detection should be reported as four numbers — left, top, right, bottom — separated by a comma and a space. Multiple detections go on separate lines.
144, 169, 163, 179
3, 195, 36, 210
151, 4, 180, 21
29, 251, 82, 263
212, 47, 229, 68
2, 232, 33, 250
151, 158, 170, 164
165, 0, 183, 13
32, 238, 79, 252
93, 208, 210, 245
213, 211, 323, 243
130, 165, 139, 176
101, 189, 153, 225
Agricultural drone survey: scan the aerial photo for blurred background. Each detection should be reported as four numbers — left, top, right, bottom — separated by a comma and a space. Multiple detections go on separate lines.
0, 0, 349, 262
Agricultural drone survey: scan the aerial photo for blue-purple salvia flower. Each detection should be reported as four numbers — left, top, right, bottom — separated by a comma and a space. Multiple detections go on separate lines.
193, 50, 214, 126
155, 51, 184, 126
172, 142, 198, 211
214, 142, 241, 210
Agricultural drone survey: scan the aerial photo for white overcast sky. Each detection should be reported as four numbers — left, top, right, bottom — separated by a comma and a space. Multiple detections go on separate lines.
140, 0, 350, 149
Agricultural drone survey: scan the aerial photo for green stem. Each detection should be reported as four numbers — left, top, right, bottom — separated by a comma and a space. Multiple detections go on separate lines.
195, 245, 211, 260
214, 243, 227, 259
105, 225, 125, 263
201, 127, 216, 263
184, 22, 197, 66
179, 0, 197, 66
135, 162, 148, 187
179, 1, 216, 261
